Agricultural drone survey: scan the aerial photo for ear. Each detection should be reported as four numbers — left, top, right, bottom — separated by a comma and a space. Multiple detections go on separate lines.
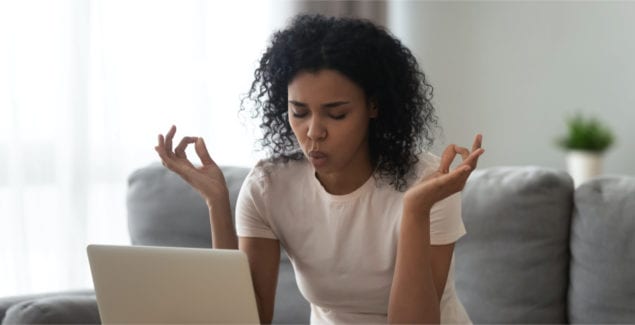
369, 100, 379, 118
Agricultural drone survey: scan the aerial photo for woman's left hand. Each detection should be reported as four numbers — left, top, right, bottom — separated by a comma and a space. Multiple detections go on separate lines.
403, 134, 485, 215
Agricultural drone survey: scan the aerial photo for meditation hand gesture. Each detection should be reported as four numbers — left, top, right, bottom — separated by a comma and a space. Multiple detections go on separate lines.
403, 134, 484, 215
154, 125, 229, 207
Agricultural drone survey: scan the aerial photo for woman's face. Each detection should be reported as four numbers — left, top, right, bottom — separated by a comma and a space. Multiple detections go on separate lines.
288, 69, 377, 173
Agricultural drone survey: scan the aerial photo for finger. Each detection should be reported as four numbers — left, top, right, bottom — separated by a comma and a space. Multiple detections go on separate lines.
472, 134, 483, 152
196, 137, 216, 166
448, 164, 473, 190
457, 166, 473, 190
434, 164, 473, 193
439, 164, 471, 180
174, 136, 198, 158
155, 134, 166, 158
461, 148, 485, 170
439, 145, 458, 173
456, 146, 470, 161
165, 125, 177, 155
155, 137, 172, 166
156, 134, 165, 151
439, 144, 469, 173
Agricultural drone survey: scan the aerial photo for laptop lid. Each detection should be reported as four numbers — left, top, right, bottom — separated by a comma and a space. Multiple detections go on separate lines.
87, 244, 259, 324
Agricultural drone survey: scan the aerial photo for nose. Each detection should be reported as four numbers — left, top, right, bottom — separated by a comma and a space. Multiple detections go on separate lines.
307, 116, 327, 141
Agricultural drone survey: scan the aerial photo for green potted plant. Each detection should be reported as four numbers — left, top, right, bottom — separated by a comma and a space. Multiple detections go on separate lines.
556, 112, 615, 187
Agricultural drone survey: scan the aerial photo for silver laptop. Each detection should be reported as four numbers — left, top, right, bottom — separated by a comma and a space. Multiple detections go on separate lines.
87, 244, 260, 324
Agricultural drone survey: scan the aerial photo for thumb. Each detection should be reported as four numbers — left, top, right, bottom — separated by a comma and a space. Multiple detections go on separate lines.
195, 137, 216, 166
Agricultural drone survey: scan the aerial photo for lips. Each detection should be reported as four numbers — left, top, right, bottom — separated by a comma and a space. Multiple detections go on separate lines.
308, 151, 326, 158
308, 150, 328, 168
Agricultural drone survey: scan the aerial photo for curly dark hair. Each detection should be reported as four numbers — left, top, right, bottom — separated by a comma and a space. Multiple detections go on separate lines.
242, 14, 438, 191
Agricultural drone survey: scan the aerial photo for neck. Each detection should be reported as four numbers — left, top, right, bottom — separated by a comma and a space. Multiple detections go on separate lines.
315, 154, 374, 195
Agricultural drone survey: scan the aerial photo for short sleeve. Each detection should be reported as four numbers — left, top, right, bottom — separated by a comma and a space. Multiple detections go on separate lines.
416, 152, 467, 245
235, 167, 278, 240
429, 192, 466, 245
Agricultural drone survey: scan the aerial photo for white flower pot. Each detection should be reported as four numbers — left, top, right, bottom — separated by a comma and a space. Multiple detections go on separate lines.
566, 150, 603, 188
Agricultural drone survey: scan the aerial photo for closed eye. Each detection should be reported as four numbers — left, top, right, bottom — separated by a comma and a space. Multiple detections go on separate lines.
330, 114, 346, 120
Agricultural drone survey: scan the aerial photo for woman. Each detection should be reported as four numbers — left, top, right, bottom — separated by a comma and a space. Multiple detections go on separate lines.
155, 14, 484, 324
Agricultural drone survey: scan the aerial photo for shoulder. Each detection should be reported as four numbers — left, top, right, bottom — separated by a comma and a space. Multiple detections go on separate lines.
415, 151, 442, 177
403, 151, 442, 188
238, 156, 310, 211
245, 156, 310, 190
375, 151, 441, 191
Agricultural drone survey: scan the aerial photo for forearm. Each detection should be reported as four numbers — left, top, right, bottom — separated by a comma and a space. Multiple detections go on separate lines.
207, 194, 238, 249
388, 210, 440, 324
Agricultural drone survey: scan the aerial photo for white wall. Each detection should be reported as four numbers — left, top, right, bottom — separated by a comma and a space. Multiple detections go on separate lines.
389, 1, 635, 175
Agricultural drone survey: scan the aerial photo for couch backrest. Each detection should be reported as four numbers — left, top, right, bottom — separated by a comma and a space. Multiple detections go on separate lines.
568, 175, 635, 323
455, 166, 574, 323
128, 163, 635, 323
126, 163, 249, 248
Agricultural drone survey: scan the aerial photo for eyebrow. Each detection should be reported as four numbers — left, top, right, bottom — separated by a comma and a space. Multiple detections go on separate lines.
288, 100, 350, 109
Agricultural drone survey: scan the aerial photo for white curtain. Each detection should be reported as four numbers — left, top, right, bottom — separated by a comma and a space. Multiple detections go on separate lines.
0, 0, 291, 296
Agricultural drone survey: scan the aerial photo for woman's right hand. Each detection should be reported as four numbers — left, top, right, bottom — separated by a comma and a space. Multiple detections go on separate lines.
154, 125, 229, 207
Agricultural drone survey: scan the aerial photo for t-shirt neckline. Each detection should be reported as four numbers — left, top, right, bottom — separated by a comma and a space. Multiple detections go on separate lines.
307, 163, 376, 203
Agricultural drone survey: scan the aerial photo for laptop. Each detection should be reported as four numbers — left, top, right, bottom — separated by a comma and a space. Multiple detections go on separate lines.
87, 244, 260, 324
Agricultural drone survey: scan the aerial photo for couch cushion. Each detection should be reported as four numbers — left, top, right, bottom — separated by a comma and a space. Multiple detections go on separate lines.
0, 290, 94, 324
126, 163, 249, 248
568, 176, 635, 323
2, 294, 99, 324
455, 166, 573, 323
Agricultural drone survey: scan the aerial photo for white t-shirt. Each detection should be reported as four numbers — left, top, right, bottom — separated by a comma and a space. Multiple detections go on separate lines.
235, 152, 472, 324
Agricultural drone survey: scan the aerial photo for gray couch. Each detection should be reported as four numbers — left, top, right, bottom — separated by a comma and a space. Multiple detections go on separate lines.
456, 167, 635, 323
1, 164, 634, 324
